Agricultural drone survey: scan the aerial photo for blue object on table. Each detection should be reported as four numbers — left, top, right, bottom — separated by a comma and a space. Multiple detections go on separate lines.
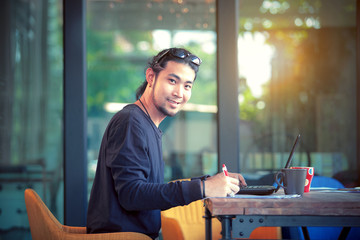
282, 175, 360, 240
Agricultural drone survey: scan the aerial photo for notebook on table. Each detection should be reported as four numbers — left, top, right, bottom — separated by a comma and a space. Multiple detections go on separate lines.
236, 134, 301, 195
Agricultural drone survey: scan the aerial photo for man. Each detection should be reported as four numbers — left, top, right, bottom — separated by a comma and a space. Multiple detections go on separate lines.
86, 48, 246, 239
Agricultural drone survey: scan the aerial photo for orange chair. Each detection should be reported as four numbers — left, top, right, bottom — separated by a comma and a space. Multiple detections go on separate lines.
161, 199, 281, 240
24, 188, 151, 240
161, 199, 222, 240
160, 180, 281, 240
250, 227, 281, 239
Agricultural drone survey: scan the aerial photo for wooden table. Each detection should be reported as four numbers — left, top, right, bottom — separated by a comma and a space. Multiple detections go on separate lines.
204, 190, 360, 239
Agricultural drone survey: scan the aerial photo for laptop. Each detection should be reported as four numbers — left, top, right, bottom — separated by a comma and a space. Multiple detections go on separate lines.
236, 134, 301, 195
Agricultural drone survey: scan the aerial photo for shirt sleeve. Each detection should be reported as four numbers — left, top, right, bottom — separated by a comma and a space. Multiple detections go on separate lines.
105, 115, 202, 212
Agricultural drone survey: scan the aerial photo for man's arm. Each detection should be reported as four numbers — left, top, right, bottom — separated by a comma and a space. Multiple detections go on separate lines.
107, 115, 203, 211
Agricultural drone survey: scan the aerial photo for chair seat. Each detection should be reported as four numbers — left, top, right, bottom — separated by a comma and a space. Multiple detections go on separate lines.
24, 188, 151, 240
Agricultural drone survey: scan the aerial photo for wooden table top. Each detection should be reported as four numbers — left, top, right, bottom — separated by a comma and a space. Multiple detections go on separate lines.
205, 189, 360, 216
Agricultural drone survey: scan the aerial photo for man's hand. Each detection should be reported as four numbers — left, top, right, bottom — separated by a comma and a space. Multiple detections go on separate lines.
228, 172, 247, 188
204, 172, 247, 197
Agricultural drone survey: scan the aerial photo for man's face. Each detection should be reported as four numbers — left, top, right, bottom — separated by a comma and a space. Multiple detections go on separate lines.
151, 61, 195, 117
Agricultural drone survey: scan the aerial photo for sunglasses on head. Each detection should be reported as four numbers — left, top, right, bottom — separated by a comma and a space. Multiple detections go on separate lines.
155, 48, 202, 66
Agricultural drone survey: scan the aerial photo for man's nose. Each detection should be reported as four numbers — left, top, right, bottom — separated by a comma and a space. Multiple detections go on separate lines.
173, 85, 183, 98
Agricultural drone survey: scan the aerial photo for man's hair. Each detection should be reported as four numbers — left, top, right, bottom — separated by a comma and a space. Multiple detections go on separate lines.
135, 47, 201, 100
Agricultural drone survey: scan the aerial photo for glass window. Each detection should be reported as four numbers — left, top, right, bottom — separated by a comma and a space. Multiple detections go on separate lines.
0, 0, 64, 239
238, 0, 357, 187
86, 0, 217, 189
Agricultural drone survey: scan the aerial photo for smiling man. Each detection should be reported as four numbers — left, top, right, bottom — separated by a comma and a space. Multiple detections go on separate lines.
136, 56, 194, 125
86, 48, 246, 239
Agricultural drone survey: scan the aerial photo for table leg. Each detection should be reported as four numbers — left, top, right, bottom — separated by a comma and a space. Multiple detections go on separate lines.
219, 215, 233, 240
301, 226, 310, 240
338, 227, 351, 240
205, 207, 212, 240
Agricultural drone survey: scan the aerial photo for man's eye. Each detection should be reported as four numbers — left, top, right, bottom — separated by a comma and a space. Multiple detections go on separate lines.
185, 85, 192, 90
169, 79, 176, 84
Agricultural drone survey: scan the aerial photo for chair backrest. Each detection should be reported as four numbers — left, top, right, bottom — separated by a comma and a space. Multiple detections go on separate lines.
161, 199, 222, 240
161, 178, 281, 240
311, 175, 344, 188
24, 188, 68, 240
161, 198, 281, 240
161, 179, 222, 240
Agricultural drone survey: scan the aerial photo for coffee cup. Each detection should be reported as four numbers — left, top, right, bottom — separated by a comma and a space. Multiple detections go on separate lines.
275, 168, 307, 195
290, 167, 314, 192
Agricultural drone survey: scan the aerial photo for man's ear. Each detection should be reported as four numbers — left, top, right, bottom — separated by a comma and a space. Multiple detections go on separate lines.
146, 68, 155, 87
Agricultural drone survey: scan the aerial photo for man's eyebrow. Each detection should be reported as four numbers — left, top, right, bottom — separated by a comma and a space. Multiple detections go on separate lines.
169, 73, 194, 84
169, 73, 180, 80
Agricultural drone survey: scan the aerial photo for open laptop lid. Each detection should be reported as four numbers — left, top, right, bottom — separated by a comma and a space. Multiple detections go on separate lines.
284, 134, 301, 168
274, 134, 301, 192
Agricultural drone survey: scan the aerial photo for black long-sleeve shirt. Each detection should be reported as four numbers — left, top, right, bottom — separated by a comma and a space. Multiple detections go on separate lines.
86, 104, 203, 239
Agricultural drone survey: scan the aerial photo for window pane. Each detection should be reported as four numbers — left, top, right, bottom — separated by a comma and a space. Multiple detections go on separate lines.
86, 0, 217, 193
0, 0, 64, 239
238, 0, 357, 187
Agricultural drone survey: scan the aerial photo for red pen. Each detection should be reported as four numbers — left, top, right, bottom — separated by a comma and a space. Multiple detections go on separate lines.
222, 164, 229, 176
223, 164, 235, 197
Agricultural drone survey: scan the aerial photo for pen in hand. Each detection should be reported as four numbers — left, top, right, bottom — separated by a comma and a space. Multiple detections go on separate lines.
222, 164, 234, 197
222, 164, 229, 176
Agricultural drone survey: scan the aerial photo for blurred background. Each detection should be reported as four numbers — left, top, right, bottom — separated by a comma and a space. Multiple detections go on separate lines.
0, 0, 358, 239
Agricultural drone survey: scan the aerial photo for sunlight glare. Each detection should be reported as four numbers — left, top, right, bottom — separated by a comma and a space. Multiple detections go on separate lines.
238, 32, 275, 98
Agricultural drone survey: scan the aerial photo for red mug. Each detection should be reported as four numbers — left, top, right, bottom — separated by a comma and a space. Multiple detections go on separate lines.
290, 167, 314, 192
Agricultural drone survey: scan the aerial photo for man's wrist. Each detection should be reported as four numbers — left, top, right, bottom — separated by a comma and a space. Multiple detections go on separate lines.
202, 180, 206, 198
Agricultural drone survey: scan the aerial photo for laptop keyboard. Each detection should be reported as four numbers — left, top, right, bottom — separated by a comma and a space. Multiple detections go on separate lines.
237, 185, 276, 195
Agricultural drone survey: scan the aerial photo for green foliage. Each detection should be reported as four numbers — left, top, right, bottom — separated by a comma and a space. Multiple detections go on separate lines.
239, 86, 261, 121
87, 30, 150, 115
